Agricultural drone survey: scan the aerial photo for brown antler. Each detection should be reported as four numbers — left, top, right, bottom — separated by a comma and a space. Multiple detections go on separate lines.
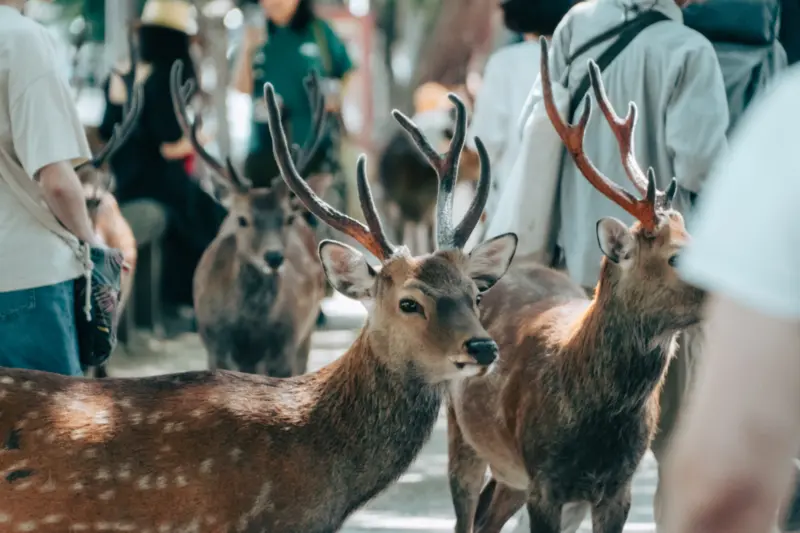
263, 82, 395, 261
169, 60, 252, 193
391, 94, 491, 249
539, 37, 666, 232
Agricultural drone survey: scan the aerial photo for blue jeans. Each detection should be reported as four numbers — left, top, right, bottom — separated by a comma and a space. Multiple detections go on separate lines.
0, 280, 82, 376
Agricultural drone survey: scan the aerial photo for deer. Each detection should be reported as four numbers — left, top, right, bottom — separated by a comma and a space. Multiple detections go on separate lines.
0, 71, 516, 532
172, 62, 332, 377
378, 82, 482, 255
445, 38, 706, 533
74, 84, 144, 379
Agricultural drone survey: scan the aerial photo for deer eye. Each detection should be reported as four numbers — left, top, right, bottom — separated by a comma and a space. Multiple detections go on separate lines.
668, 254, 679, 268
237, 216, 249, 228
399, 298, 423, 315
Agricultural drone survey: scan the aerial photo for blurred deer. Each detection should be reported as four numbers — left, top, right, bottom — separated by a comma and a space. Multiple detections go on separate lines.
446, 39, 706, 533
379, 82, 481, 255
74, 84, 144, 379
172, 62, 331, 376
0, 82, 516, 533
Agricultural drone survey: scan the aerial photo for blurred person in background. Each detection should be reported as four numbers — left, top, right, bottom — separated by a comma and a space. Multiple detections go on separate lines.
0, 0, 100, 374
98, 0, 227, 311
233, 0, 353, 193
467, 0, 572, 231
662, 65, 800, 533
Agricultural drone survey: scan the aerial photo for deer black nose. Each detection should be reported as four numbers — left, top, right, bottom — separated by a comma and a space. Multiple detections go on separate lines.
264, 251, 284, 269
464, 338, 498, 366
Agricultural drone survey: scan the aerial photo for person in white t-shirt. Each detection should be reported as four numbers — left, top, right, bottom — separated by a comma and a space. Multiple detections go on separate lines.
0, 0, 101, 375
661, 65, 800, 533
467, 0, 572, 228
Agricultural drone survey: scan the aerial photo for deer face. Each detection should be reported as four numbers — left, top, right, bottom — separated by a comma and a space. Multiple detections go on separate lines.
596, 210, 705, 330
230, 174, 331, 274
318, 234, 517, 382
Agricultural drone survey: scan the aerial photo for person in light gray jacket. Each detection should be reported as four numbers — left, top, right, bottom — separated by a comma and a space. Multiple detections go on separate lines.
519, 0, 729, 531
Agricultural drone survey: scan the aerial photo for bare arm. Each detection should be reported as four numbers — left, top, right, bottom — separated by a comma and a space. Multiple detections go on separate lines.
232, 27, 262, 95
663, 295, 800, 533
37, 162, 99, 245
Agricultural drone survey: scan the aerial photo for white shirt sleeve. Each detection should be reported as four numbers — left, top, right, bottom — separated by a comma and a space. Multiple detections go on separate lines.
679, 67, 800, 319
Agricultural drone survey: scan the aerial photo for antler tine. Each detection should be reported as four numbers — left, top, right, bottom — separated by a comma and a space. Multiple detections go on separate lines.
587, 61, 648, 195
293, 71, 328, 175
169, 60, 251, 192
539, 37, 658, 231
88, 82, 144, 169
263, 82, 395, 261
391, 93, 468, 249
451, 136, 491, 248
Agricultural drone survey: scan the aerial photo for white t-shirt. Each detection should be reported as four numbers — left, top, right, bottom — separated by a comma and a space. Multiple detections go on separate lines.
679, 65, 800, 319
0, 6, 91, 292
468, 40, 541, 220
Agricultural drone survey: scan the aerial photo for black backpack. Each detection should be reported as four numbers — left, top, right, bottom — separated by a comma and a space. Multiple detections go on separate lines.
683, 0, 788, 134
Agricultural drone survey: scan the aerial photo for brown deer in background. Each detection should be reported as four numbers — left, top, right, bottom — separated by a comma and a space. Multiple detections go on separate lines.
446, 39, 705, 533
0, 81, 515, 533
173, 63, 331, 377
378, 83, 481, 255
75, 85, 144, 379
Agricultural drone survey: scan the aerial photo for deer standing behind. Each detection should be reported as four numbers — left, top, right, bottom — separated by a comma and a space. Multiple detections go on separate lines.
378, 83, 481, 255
446, 39, 705, 533
174, 64, 331, 376
0, 75, 516, 533
75, 85, 144, 378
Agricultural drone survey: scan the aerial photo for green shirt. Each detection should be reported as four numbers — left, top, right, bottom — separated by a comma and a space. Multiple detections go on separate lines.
249, 19, 353, 155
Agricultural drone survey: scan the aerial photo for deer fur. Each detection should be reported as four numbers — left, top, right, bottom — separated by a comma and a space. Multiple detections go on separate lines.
194, 174, 332, 376
0, 68, 516, 533
445, 40, 706, 533
168, 63, 332, 377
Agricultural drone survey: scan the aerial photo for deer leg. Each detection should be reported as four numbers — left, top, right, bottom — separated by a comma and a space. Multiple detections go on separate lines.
448, 405, 487, 533
590, 483, 632, 533
474, 482, 528, 533
293, 333, 313, 376
403, 220, 417, 255
525, 500, 563, 533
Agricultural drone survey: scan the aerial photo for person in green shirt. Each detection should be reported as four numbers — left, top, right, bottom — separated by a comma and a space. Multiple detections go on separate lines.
234, 0, 354, 189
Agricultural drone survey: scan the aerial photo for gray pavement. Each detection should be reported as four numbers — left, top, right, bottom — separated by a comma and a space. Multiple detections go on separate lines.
107, 293, 658, 533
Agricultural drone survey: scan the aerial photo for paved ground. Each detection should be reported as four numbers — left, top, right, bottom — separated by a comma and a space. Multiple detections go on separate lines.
108, 293, 659, 533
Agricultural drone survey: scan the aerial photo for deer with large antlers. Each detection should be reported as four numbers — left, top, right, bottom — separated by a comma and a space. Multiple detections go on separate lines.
0, 72, 515, 531
172, 62, 332, 376
446, 38, 705, 533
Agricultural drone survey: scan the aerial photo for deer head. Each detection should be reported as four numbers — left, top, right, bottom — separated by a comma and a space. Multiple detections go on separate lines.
540, 37, 704, 329
170, 61, 331, 274
264, 81, 518, 381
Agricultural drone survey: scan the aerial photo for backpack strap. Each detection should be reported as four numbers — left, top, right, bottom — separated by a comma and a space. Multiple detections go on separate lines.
311, 19, 333, 77
567, 11, 670, 118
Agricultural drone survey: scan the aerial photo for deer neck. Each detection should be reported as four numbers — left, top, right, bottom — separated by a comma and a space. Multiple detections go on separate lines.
308, 330, 443, 510
236, 257, 281, 296
564, 269, 676, 409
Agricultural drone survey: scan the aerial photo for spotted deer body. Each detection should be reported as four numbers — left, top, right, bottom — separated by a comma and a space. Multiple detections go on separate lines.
172, 65, 330, 376
446, 40, 706, 533
0, 66, 516, 532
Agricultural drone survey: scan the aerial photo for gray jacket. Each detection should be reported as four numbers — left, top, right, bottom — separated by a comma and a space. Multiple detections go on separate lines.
548, 0, 729, 288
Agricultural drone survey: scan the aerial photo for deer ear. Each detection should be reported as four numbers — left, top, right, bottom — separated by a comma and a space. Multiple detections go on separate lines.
318, 240, 377, 300
466, 233, 517, 292
596, 217, 635, 264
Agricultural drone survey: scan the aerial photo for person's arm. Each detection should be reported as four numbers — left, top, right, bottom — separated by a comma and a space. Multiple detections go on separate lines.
662, 68, 800, 533
9, 29, 99, 245
232, 26, 263, 95
663, 40, 729, 212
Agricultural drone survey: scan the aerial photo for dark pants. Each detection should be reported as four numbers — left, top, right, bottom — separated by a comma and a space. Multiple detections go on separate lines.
0, 280, 82, 376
